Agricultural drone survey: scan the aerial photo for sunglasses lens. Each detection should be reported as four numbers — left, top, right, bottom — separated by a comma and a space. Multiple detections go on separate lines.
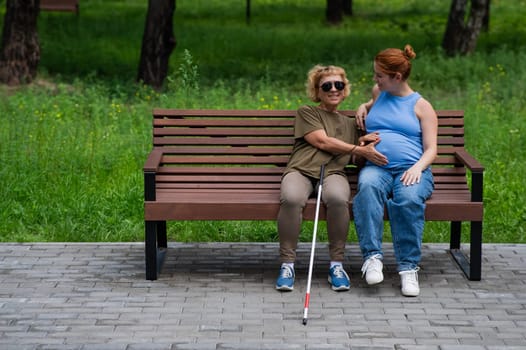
334, 81, 345, 91
320, 81, 345, 92
321, 82, 332, 92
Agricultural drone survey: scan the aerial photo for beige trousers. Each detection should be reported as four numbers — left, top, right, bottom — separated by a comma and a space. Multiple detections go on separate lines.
277, 171, 351, 263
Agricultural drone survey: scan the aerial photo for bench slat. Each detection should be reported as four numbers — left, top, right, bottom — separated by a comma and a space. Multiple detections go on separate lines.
154, 137, 294, 146
154, 128, 294, 137
161, 155, 290, 165
156, 175, 283, 183
156, 166, 286, 174
159, 146, 294, 155
154, 119, 295, 127
154, 183, 470, 191
145, 198, 482, 221
153, 108, 300, 117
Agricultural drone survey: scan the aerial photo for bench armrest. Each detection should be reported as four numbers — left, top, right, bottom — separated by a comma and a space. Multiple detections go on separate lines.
143, 148, 163, 201
455, 148, 485, 202
143, 148, 163, 172
455, 148, 484, 173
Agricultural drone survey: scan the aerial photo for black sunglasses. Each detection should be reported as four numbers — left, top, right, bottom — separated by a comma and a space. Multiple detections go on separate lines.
320, 81, 345, 92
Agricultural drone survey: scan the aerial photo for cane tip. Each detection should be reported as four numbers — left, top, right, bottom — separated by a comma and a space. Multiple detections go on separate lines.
302, 318, 307, 325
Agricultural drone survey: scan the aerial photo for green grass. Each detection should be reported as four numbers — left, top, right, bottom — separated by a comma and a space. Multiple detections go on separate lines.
0, 0, 525, 243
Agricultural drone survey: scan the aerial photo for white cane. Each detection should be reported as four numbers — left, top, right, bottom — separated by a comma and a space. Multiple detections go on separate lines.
302, 164, 325, 325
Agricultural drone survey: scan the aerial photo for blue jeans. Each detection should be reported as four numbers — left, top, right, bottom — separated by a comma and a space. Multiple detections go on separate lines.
353, 166, 434, 272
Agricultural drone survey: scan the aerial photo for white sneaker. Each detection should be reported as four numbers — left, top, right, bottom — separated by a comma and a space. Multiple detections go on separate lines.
361, 254, 383, 285
399, 268, 420, 297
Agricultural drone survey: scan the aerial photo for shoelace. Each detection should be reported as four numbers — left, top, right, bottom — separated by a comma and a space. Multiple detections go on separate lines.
280, 266, 293, 278
331, 265, 345, 278
361, 254, 382, 277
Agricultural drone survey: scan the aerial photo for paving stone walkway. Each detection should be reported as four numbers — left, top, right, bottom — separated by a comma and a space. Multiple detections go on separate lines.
0, 242, 525, 350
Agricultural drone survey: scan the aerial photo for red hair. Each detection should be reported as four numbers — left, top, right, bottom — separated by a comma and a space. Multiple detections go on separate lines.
375, 44, 416, 80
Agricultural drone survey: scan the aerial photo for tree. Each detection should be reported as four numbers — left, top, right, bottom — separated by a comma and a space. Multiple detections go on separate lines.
326, 0, 353, 25
137, 0, 176, 90
343, 0, 353, 16
482, 0, 490, 31
0, 0, 40, 85
442, 0, 489, 56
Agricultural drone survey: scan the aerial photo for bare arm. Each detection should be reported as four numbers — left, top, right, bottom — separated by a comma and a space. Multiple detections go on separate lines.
305, 129, 388, 166
356, 84, 381, 130
400, 98, 438, 185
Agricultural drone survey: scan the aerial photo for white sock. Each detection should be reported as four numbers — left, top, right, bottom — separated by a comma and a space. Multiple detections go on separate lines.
330, 261, 343, 269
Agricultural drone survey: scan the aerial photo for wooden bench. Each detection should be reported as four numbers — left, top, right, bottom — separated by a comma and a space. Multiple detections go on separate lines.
40, 0, 79, 14
144, 109, 484, 281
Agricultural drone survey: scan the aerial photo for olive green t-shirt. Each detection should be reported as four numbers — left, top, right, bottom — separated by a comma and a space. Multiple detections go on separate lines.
284, 105, 360, 179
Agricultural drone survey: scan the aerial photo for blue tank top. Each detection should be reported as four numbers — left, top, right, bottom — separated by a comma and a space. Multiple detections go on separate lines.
366, 91, 422, 169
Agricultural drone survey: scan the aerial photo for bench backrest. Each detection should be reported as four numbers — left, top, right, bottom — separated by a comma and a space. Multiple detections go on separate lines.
150, 109, 468, 193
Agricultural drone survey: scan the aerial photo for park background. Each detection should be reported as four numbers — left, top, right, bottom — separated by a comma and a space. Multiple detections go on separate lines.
0, 0, 524, 244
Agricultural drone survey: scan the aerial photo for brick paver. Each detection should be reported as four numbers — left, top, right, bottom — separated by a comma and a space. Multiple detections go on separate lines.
0, 242, 525, 349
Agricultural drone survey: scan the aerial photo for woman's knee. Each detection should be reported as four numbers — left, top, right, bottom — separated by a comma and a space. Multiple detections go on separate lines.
358, 167, 388, 190
396, 181, 433, 204
280, 172, 311, 206
323, 176, 350, 205
281, 191, 308, 207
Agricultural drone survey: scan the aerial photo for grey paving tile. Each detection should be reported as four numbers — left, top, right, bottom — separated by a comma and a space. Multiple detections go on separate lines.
0, 242, 525, 349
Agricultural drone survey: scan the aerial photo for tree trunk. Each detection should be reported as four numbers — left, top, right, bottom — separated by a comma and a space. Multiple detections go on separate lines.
326, 0, 343, 25
343, 0, 353, 16
442, 0, 489, 56
0, 0, 41, 86
482, 0, 490, 32
137, 0, 176, 90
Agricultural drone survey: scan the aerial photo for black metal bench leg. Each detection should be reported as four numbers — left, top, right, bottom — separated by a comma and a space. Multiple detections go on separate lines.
450, 221, 461, 250
449, 220, 482, 281
158, 221, 167, 249
145, 220, 168, 280
145, 220, 158, 280
469, 221, 482, 281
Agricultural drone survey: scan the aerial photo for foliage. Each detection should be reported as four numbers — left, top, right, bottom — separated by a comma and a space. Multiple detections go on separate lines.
0, 0, 525, 243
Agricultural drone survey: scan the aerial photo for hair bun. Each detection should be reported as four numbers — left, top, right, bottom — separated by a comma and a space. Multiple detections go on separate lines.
403, 44, 416, 60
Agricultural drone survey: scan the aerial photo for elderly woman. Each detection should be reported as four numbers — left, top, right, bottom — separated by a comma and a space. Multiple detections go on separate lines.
275, 64, 387, 292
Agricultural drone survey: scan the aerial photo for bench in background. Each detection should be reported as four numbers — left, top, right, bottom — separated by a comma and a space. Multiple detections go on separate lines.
40, 0, 79, 14
143, 109, 484, 281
